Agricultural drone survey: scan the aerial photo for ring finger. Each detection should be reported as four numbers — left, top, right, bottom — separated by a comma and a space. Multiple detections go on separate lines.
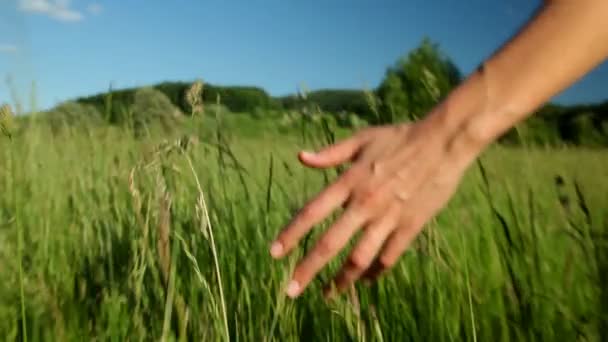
326, 203, 402, 296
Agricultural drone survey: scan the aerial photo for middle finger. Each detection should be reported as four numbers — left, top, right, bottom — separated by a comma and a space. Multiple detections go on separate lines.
285, 203, 371, 298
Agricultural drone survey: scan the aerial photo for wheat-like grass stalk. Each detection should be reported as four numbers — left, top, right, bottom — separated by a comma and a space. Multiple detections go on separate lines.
1, 103, 14, 139
186, 80, 204, 115
157, 188, 172, 284
2, 101, 27, 341
129, 140, 196, 340
133, 132, 228, 339
184, 154, 230, 341
183, 82, 230, 339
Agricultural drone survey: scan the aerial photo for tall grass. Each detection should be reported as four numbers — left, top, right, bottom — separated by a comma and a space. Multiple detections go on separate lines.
0, 97, 607, 341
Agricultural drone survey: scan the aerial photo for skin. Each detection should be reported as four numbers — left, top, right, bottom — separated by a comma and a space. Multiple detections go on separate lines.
270, 0, 608, 299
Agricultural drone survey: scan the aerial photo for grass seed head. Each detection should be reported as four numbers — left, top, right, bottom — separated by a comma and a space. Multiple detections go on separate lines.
186, 80, 204, 115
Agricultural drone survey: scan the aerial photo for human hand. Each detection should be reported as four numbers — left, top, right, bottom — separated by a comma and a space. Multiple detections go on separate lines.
269, 115, 483, 298
271, 0, 608, 299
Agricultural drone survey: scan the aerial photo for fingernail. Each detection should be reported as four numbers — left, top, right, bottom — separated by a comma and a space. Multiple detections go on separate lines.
270, 241, 283, 258
286, 280, 300, 298
300, 151, 316, 158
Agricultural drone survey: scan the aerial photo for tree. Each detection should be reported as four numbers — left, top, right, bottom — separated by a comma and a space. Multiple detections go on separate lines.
376, 37, 462, 123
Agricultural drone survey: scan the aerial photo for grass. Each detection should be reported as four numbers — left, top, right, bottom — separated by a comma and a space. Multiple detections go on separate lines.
0, 105, 607, 341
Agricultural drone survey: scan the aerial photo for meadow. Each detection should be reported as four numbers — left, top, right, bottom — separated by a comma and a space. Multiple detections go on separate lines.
0, 102, 607, 341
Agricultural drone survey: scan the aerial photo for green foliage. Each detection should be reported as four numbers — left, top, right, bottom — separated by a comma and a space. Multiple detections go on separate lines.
376, 37, 461, 123
500, 117, 562, 147
0, 116, 607, 340
154, 81, 191, 113
376, 72, 407, 123
279, 89, 375, 121
499, 102, 608, 147
76, 82, 279, 121
48, 40, 608, 149
333, 111, 368, 129
0, 104, 14, 139
564, 113, 607, 146
76, 87, 136, 124
154, 82, 281, 113
203, 85, 279, 113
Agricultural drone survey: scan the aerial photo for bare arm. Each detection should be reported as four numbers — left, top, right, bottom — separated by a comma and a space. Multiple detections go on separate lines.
270, 0, 608, 299
434, 0, 608, 155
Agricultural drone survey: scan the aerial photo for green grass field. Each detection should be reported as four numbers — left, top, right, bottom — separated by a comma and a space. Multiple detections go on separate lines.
1, 110, 607, 341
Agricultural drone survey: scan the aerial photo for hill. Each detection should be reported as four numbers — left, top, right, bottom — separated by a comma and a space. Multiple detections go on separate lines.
30, 38, 608, 147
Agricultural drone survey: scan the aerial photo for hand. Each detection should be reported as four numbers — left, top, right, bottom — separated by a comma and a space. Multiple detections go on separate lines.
269, 115, 482, 298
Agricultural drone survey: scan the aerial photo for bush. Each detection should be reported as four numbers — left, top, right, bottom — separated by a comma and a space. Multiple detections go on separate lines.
45, 101, 104, 135
75, 88, 136, 124
131, 87, 183, 138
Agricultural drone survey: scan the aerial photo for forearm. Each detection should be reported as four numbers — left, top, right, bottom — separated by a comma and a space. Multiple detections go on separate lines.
431, 0, 608, 153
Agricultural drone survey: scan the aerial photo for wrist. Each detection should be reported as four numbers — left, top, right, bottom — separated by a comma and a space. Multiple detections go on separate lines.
426, 67, 521, 158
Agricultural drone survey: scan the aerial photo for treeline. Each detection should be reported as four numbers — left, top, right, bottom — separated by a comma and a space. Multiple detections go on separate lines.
62, 37, 607, 147
499, 102, 608, 147
75, 82, 281, 124
278, 89, 373, 119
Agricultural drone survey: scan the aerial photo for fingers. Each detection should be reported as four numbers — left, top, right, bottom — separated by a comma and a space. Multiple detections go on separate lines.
270, 167, 361, 259
326, 204, 401, 295
285, 205, 369, 298
299, 132, 369, 169
362, 218, 423, 281
268, 119, 466, 299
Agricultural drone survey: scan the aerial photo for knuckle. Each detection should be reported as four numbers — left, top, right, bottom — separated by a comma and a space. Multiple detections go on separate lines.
315, 237, 337, 258
371, 160, 385, 176
366, 226, 385, 244
336, 174, 354, 191
298, 203, 317, 221
353, 186, 380, 208
341, 166, 364, 184
393, 226, 410, 240
348, 251, 370, 270
343, 207, 365, 224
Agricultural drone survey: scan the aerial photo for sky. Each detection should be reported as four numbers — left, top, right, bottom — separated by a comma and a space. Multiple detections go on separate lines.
0, 0, 606, 112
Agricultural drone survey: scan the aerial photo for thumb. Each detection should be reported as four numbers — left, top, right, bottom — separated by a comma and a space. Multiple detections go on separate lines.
299, 134, 366, 169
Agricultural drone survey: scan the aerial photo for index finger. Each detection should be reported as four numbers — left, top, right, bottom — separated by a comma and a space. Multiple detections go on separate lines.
270, 167, 361, 259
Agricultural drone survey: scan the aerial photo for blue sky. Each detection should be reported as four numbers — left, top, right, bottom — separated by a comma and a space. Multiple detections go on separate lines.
0, 0, 606, 112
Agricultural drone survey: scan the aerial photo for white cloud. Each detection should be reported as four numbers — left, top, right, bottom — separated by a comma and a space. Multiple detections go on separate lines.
0, 44, 18, 53
19, 0, 84, 22
87, 3, 102, 15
